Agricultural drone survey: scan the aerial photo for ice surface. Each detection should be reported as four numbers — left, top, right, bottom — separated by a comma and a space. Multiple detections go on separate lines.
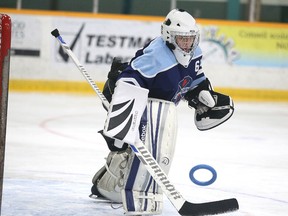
2, 92, 288, 215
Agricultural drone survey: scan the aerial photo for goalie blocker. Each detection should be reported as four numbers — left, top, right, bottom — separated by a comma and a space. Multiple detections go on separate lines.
185, 78, 234, 131
103, 80, 149, 144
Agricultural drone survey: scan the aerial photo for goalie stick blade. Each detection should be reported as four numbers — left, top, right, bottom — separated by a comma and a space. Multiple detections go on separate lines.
178, 198, 239, 216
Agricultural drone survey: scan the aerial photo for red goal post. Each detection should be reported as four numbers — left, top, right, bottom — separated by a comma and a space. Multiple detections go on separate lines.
0, 14, 11, 213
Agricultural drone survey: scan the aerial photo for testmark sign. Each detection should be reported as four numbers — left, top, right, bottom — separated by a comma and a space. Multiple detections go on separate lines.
56, 21, 154, 66
85, 34, 151, 64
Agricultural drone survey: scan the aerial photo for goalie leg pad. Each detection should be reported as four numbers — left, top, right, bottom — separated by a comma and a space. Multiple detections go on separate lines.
91, 165, 106, 197
95, 148, 132, 203
195, 91, 234, 130
121, 190, 163, 215
122, 99, 178, 215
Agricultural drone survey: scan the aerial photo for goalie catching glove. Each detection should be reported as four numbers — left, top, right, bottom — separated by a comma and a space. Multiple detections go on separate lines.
184, 78, 234, 131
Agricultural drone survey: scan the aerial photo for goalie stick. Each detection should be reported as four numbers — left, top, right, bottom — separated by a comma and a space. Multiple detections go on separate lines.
51, 28, 239, 216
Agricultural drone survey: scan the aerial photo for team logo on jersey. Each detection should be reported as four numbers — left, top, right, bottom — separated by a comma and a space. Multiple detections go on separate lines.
172, 76, 193, 104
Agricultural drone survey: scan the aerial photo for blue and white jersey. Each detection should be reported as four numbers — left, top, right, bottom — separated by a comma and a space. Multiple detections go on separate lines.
118, 37, 206, 105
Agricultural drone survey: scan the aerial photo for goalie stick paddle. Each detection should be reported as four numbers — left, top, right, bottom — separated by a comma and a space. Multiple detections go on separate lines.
51, 28, 239, 216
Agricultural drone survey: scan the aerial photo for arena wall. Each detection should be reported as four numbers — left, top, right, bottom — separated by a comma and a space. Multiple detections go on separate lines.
2, 8, 288, 101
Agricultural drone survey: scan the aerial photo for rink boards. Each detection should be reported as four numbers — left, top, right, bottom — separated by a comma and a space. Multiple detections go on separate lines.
1, 8, 288, 101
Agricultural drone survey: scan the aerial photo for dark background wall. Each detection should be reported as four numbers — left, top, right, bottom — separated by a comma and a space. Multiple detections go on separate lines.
1, 0, 287, 23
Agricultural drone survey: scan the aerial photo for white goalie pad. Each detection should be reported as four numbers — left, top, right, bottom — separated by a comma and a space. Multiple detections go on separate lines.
195, 92, 234, 130
103, 80, 149, 144
121, 98, 178, 215
96, 150, 131, 203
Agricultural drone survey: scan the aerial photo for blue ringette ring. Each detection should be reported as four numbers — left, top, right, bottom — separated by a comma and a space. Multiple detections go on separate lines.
189, 164, 217, 186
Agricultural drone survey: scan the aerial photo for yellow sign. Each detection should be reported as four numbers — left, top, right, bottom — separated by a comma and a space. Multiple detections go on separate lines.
198, 21, 288, 67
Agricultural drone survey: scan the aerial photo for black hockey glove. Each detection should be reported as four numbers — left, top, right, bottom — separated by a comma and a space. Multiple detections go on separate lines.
107, 57, 128, 81
102, 57, 128, 103
184, 78, 216, 113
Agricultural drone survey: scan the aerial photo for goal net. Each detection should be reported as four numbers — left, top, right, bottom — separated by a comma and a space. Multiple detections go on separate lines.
0, 14, 11, 212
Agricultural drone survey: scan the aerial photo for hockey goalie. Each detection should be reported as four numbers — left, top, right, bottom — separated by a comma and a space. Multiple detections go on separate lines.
91, 9, 234, 215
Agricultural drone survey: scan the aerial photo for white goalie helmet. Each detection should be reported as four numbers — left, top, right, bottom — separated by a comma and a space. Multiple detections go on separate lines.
161, 9, 200, 67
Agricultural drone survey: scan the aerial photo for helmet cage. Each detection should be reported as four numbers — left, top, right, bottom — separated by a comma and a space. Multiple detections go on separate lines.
161, 9, 200, 67
170, 31, 199, 57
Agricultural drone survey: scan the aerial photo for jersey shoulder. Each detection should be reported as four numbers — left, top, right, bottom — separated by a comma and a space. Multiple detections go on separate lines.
192, 46, 203, 60
131, 37, 178, 78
